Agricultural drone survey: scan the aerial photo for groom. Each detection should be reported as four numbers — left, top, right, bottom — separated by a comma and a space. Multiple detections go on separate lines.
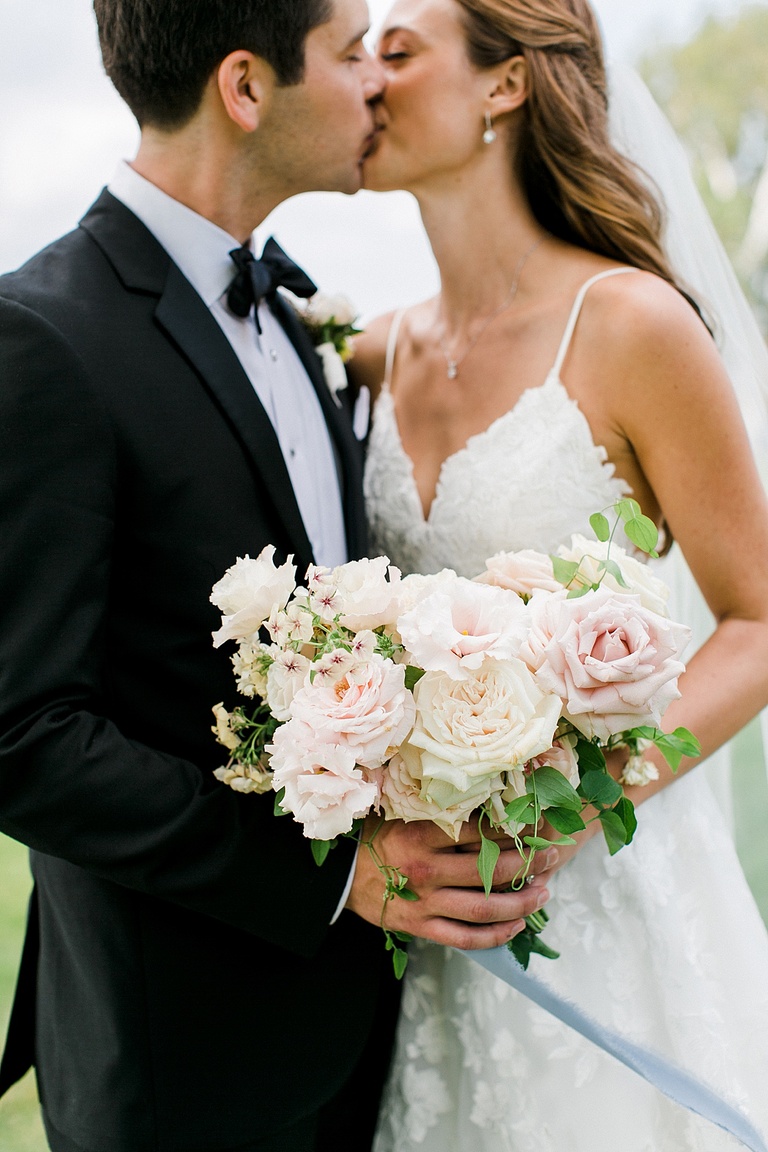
0, 2, 550, 1150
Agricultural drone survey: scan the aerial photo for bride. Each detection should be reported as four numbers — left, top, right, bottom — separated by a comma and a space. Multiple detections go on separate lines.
350, 0, 768, 1147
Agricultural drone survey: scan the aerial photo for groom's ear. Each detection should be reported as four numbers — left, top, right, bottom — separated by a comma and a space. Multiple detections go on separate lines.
216, 51, 275, 133
488, 56, 529, 118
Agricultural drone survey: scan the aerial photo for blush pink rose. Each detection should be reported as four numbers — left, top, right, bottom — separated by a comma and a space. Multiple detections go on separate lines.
289, 654, 416, 770
521, 587, 690, 741
268, 723, 378, 839
397, 577, 528, 681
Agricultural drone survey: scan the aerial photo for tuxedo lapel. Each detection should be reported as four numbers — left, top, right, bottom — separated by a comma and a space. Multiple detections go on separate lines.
80, 193, 314, 567
270, 293, 368, 560
154, 266, 314, 564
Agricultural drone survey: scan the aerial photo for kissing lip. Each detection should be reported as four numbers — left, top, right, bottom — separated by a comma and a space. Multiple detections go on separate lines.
361, 124, 385, 161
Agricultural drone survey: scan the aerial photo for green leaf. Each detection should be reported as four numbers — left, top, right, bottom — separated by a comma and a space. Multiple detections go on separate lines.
652, 728, 701, 772
311, 839, 335, 866
523, 835, 559, 850
576, 740, 607, 776
392, 948, 409, 980
614, 796, 638, 845
273, 788, 289, 817
394, 886, 420, 902
404, 665, 426, 692
617, 498, 642, 522
527, 935, 561, 960
590, 512, 611, 542
505, 796, 536, 824
579, 770, 623, 807
552, 557, 580, 587
529, 765, 582, 811
599, 809, 630, 855
545, 806, 587, 835
390, 931, 414, 943
599, 557, 629, 588
624, 515, 659, 555
567, 583, 594, 599
478, 835, 501, 897
507, 932, 533, 969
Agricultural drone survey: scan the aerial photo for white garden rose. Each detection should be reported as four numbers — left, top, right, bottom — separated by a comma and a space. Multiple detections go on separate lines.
398, 577, 529, 681
265, 650, 312, 722
305, 292, 357, 327
558, 534, 669, 616
332, 556, 403, 632
211, 547, 296, 647
268, 722, 378, 840
400, 660, 561, 818
476, 549, 562, 597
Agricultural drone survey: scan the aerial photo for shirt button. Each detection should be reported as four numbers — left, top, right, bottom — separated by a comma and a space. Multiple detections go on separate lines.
269, 348, 279, 362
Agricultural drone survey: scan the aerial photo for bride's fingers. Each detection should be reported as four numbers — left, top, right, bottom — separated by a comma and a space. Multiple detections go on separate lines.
419, 917, 528, 952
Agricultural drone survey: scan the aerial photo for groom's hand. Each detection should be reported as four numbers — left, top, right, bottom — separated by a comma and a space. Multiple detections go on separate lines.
345, 816, 557, 950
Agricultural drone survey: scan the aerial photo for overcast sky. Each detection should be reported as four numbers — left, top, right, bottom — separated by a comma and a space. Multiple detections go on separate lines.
0, 0, 765, 316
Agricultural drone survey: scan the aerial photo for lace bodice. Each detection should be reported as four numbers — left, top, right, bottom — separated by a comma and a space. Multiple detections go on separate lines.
364, 271, 631, 577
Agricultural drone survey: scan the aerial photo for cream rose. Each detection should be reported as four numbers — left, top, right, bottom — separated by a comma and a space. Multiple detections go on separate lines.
558, 535, 670, 616
521, 586, 690, 741
476, 549, 562, 598
211, 547, 296, 648
400, 659, 561, 816
381, 753, 504, 841
527, 732, 580, 787
289, 654, 416, 770
398, 578, 529, 681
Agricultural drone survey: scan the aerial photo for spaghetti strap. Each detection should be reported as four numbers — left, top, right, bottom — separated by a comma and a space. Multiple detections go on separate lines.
384, 308, 407, 390
551, 267, 641, 380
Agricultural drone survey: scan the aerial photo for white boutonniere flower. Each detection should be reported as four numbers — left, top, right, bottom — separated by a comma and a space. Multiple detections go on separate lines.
296, 292, 363, 407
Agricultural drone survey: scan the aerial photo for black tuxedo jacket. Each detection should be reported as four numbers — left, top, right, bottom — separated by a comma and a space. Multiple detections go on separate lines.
0, 192, 391, 1151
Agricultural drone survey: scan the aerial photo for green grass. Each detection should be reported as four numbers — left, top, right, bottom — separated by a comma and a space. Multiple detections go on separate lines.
0, 724, 766, 1148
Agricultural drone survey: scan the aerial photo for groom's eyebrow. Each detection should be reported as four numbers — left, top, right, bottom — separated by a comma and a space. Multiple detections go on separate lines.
343, 23, 371, 49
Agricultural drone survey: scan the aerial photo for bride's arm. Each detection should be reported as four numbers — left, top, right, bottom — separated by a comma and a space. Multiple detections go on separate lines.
553, 273, 768, 852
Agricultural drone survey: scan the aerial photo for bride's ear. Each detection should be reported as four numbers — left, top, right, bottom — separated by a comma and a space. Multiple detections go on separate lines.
487, 56, 529, 119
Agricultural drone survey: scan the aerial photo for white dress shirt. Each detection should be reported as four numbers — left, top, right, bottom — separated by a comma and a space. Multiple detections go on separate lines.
108, 162, 348, 570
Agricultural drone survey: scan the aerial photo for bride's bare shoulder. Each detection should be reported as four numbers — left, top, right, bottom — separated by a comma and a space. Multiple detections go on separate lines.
347, 311, 397, 402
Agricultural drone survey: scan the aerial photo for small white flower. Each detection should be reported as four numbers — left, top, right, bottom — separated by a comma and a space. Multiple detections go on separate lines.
620, 750, 660, 787
266, 649, 312, 722
314, 646, 358, 686
316, 342, 348, 406
231, 642, 271, 698
214, 759, 273, 795
211, 703, 242, 752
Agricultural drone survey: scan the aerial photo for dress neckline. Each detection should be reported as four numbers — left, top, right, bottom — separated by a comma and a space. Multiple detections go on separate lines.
380, 267, 639, 523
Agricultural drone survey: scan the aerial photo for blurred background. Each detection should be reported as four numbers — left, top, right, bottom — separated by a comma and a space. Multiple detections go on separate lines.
1, 1, 767, 1147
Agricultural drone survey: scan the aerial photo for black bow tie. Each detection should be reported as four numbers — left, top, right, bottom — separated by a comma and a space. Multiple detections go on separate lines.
226, 237, 317, 328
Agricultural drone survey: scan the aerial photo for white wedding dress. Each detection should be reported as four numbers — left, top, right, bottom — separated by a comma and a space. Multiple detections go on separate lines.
365, 270, 768, 1152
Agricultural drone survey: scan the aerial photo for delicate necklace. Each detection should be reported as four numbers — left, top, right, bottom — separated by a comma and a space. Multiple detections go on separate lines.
438, 238, 543, 380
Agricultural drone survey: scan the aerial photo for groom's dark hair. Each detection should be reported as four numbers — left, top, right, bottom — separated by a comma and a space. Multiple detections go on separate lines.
94, 0, 333, 130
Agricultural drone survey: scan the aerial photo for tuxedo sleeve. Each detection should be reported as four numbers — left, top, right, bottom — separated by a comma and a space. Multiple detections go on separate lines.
0, 297, 354, 956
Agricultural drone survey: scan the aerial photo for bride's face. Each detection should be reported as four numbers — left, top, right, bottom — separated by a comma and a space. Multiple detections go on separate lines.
364, 0, 495, 192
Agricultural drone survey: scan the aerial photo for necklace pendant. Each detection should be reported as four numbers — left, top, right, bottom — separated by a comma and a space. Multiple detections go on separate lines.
447, 360, 458, 380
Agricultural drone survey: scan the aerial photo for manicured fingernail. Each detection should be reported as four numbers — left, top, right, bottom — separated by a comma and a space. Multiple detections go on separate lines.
535, 889, 549, 911
545, 849, 560, 869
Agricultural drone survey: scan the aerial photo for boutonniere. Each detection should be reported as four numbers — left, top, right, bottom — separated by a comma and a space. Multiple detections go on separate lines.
298, 293, 363, 407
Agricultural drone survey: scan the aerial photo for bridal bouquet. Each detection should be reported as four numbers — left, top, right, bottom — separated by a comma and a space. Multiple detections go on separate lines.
210, 500, 698, 974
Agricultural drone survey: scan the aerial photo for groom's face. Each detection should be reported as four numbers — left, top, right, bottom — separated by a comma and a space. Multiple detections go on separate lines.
265, 0, 386, 195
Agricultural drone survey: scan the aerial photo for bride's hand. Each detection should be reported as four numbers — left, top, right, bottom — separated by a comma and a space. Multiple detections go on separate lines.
345, 815, 560, 951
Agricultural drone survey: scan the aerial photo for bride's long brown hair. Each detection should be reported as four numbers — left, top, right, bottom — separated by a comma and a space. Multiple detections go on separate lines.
455, 0, 687, 293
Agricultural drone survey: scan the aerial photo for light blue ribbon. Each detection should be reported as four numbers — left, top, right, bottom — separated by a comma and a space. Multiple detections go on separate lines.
461, 946, 768, 1152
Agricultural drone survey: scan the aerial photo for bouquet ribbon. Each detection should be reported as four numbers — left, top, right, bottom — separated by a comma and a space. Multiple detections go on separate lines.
461, 946, 768, 1152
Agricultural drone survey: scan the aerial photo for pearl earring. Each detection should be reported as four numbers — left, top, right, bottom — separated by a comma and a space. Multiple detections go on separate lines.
483, 111, 497, 145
